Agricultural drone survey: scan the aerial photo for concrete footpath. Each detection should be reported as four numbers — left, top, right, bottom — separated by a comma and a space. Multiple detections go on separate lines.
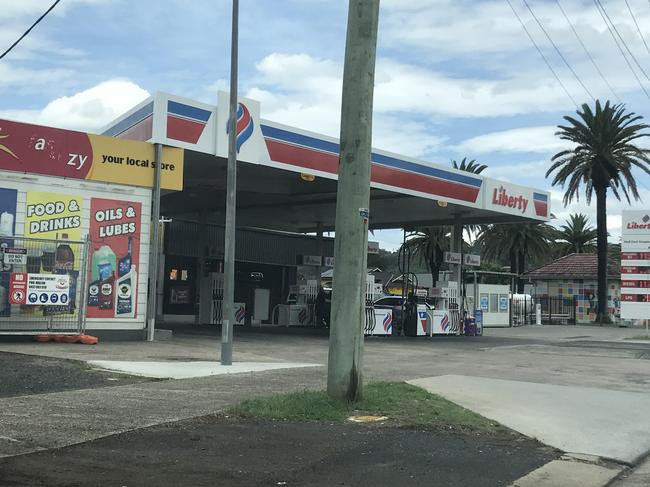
0, 365, 326, 458
409, 375, 650, 465
610, 456, 650, 486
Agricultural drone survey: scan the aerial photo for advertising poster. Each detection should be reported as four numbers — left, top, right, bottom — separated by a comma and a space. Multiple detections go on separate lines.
0, 187, 18, 317
23, 192, 82, 316
25, 192, 83, 241
87, 198, 141, 319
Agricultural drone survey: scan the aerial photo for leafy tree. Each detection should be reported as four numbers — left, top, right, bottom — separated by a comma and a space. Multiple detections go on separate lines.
547, 100, 650, 322
367, 249, 400, 273
402, 227, 450, 285
555, 213, 597, 255
451, 157, 487, 174
477, 223, 554, 293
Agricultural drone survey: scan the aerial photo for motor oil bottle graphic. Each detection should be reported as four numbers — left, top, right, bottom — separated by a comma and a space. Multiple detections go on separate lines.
53, 233, 76, 313
89, 245, 116, 310
115, 237, 136, 318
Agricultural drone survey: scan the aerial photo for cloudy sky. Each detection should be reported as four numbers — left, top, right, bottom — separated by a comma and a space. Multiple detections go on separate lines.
2, 0, 650, 249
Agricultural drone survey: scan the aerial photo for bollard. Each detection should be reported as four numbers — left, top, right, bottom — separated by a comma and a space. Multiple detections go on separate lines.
536, 304, 542, 326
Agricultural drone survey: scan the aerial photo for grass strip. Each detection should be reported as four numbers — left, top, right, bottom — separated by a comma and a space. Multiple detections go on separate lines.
227, 381, 503, 432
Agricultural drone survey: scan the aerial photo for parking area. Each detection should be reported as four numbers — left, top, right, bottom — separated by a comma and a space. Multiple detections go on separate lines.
0, 324, 647, 392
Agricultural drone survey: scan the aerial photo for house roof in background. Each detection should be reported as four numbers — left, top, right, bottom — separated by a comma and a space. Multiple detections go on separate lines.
524, 253, 620, 280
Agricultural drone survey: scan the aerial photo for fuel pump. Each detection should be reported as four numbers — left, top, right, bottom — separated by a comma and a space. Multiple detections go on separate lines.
397, 239, 419, 336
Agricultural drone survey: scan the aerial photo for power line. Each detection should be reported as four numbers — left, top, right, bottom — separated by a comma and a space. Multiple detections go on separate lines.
595, 0, 650, 87
505, 0, 578, 106
555, 0, 621, 102
593, 0, 650, 102
522, 0, 595, 102
624, 0, 650, 59
0, 0, 62, 61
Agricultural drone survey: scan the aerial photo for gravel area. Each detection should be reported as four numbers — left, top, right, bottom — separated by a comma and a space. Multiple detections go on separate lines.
0, 351, 154, 398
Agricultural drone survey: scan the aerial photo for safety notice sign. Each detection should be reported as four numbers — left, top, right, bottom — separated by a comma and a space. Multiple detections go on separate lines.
3, 248, 27, 266
10, 272, 70, 306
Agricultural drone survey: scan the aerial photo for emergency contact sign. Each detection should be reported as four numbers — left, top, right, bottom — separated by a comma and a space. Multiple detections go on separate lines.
10, 272, 70, 305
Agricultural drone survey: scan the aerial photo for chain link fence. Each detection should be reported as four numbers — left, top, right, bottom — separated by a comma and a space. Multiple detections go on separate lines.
0, 234, 89, 335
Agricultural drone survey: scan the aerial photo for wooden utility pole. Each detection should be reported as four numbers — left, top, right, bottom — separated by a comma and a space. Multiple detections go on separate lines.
327, 0, 380, 401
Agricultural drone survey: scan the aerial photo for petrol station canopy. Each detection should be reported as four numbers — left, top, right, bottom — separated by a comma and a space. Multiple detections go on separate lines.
103, 92, 550, 233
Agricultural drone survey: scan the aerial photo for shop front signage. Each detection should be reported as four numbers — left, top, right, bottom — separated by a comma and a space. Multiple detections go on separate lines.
0, 119, 184, 190
463, 254, 481, 266
484, 180, 549, 219
491, 186, 529, 213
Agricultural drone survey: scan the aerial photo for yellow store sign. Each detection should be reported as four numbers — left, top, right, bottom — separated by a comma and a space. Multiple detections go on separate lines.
25, 192, 83, 240
86, 135, 184, 190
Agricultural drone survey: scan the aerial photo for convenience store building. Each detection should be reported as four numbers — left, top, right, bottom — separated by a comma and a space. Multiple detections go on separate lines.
0, 91, 551, 338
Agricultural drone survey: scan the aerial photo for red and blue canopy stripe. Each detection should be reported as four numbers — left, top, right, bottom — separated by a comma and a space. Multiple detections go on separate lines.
102, 101, 153, 141
533, 192, 548, 217
261, 124, 482, 203
167, 100, 212, 144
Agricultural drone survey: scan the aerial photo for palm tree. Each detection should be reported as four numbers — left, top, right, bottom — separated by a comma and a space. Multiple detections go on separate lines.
402, 227, 449, 285
452, 157, 487, 174
547, 100, 650, 322
452, 157, 487, 240
477, 223, 554, 293
555, 213, 597, 255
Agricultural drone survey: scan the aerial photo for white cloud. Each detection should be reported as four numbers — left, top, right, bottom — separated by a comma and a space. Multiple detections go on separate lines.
0, 80, 150, 132
373, 59, 581, 118
372, 116, 447, 157
0, 63, 72, 89
482, 159, 550, 181
379, 0, 650, 104
245, 51, 591, 160
455, 126, 569, 154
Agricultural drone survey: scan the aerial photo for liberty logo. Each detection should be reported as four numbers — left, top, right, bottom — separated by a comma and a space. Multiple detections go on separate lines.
441, 313, 449, 332
235, 306, 246, 323
0, 132, 18, 159
382, 312, 392, 333
227, 102, 254, 153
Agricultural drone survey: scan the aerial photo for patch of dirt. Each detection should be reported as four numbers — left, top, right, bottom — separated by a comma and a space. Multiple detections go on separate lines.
0, 415, 557, 487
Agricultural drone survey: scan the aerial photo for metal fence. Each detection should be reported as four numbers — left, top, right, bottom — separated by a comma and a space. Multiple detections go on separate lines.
0, 234, 89, 335
539, 295, 576, 325
511, 295, 535, 326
